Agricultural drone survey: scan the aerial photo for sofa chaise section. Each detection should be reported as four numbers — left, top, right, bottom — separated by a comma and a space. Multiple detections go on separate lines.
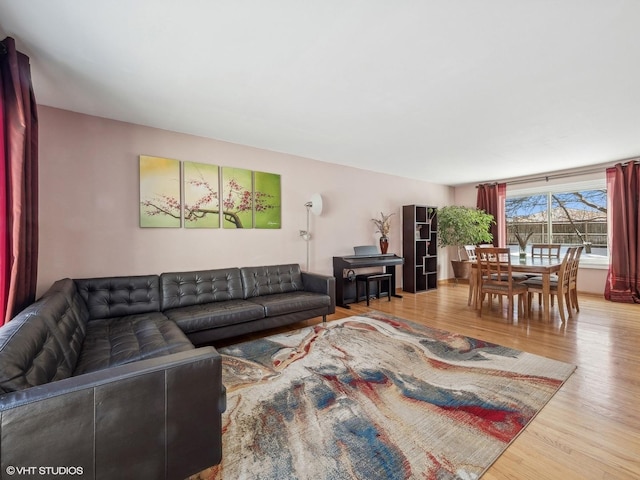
73, 275, 195, 374
1, 347, 223, 480
0, 277, 224, 480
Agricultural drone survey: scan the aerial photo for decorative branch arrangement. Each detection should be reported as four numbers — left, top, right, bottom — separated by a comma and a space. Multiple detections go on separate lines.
371, 212, 395, 237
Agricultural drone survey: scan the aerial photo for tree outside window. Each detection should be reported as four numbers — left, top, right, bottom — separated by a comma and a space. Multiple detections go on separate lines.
505, 188, 607, 259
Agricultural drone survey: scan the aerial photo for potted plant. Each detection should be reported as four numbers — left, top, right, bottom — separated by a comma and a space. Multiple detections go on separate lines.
437, 206, 495, 279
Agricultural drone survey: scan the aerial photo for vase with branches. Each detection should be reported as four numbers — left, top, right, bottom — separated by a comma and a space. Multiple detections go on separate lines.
371, 212, 395, 253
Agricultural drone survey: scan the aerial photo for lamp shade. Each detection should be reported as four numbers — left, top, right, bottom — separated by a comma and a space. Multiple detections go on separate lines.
308, 193, 323, 216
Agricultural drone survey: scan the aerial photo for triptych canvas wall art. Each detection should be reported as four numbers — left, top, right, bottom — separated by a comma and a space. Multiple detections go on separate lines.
139, 155, 281, 229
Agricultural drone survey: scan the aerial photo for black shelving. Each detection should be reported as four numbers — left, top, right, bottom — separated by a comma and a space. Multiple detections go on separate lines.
402, 205, 437, 293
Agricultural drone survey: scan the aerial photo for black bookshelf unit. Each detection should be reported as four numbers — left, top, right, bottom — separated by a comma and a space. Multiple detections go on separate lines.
402, 205, 438, 293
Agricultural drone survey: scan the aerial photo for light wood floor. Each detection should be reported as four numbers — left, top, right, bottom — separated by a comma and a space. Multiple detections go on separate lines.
218, 284, 640, 479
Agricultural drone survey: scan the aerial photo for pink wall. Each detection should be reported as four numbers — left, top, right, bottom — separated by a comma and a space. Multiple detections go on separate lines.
37, 107, 454, 295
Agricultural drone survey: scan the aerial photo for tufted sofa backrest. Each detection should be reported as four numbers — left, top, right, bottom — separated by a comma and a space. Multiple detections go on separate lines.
160, 268, 244, 310
75, 275, 161, 320
240, 264, 304, 298
0, 278, 89, 393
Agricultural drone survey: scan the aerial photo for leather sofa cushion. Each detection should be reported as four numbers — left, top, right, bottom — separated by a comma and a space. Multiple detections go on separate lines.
73, 312, 193, 375
160, 268, 244, 310
163, 299, 265, 333
0, 315, 72, 394
41, 279, 90, 365
0, 279, 90, 393
75, 275, 161, 320
240, 264, 304, 298
248, 291, 331, 317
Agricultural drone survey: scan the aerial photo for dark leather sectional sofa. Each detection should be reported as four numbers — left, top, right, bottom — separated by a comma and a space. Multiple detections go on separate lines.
0, 263, 335, 480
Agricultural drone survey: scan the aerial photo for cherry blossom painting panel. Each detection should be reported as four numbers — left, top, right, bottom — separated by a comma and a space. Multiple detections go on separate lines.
222, 167, 253, 229
253, 171, 281, 229
139, 155, 181, 228
184, 161, 220, 228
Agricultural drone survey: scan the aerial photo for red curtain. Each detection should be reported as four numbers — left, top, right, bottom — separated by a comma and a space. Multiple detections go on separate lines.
1, 37, 39, 325
476, 183, 506, 247
605, 161, 639, 303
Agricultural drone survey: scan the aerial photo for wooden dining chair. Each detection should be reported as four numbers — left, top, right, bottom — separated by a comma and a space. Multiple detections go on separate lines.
568, 245, 584, 313
522, 246, 577, 322
465, 245, 478, 306
472, 245, 503, 307
476, 247, 528, 321
528, 243, 563, 304
531, 244, 562, 259
464, 245, 477, 261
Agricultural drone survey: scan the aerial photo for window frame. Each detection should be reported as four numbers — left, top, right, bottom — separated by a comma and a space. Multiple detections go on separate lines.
505, 179, 608, 269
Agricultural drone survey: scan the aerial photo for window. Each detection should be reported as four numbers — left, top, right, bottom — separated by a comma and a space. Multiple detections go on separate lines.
505, 180, 608, 266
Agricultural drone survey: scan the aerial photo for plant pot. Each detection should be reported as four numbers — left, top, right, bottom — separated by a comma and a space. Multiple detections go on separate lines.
451, 260, 472, 280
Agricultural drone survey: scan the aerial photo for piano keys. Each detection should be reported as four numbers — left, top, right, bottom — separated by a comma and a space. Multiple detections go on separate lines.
333, 253, 404, 308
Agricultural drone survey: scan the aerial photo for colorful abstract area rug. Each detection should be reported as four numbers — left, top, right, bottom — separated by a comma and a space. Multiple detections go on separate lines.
191, 313, 576, 480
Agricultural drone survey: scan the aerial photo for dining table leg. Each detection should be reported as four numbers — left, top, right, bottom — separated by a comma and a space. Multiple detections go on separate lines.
474, 267, 481, 310
542, 272, 550, 321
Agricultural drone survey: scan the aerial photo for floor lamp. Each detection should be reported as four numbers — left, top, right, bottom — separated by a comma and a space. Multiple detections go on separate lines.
299, 193, 323, 271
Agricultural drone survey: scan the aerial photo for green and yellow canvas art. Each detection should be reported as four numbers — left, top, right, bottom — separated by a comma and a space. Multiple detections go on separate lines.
183, 161, 219, 228
253, 171, 281, 229
222, 167, 254, 228
139, 155, 181, 228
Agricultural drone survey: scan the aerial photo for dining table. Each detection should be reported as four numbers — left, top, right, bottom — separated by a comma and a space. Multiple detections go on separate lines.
471, 255, 564, 321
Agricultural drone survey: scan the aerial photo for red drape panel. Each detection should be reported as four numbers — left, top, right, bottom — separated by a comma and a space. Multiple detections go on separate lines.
604, 161, 640, 303
1, 37, 39, 325
476, 183, 506, 247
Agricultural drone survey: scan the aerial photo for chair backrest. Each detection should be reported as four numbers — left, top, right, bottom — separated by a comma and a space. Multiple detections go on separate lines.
531, 244, 561, 259
573, 245, 584, 264
569, 245, 584, 286
476, 247, 514, 288
464, 245, 477, 261
557, 247, 578, 291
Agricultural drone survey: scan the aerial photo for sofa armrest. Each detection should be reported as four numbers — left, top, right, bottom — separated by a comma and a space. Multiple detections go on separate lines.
0, 347, 225, 480
302, 272, 336, 314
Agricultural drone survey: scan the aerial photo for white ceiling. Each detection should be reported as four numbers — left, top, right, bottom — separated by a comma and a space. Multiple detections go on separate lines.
1, 1, 639, 186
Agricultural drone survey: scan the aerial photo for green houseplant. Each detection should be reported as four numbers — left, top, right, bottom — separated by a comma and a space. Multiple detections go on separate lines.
437, 206, 495, 279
